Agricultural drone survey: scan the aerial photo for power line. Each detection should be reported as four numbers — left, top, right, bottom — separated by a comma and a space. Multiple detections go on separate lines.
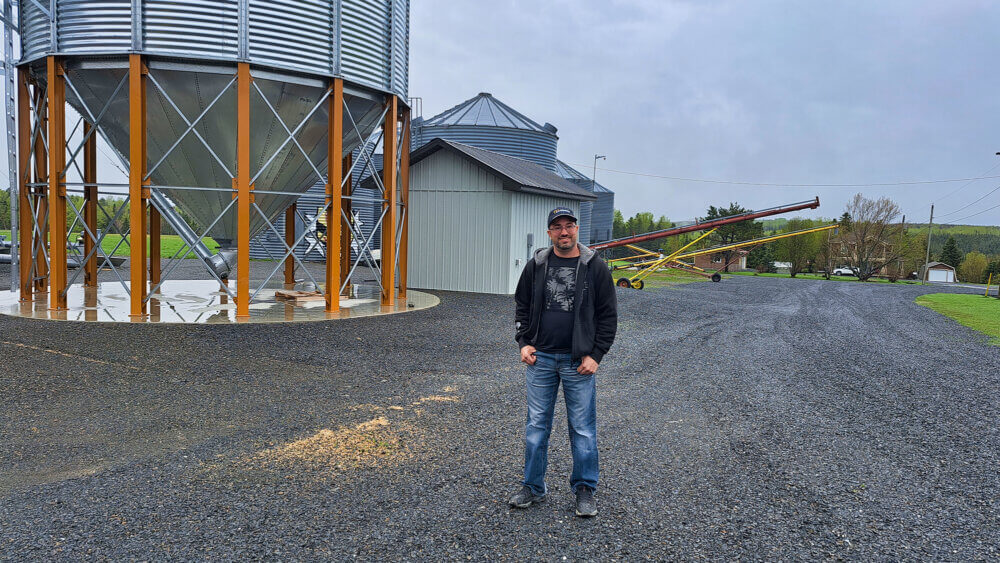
927, 160, 1000, 213
944, 201, 1000, 224
935, 183, 1000, 219
563, 161, 1000, 188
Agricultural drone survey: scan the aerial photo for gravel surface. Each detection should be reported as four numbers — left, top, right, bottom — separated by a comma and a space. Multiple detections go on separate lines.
0, 266, 998, 560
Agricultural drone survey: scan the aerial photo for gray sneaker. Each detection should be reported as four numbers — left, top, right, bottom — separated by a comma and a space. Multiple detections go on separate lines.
575, 486, 597, 517
509, 485, 545, 508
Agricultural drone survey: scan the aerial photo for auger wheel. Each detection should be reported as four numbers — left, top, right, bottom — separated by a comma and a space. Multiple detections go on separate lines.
617, 278, 644, 290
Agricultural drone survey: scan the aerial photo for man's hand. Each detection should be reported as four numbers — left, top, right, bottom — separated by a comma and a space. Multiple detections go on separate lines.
577, 355, 598, 375
520, 345, 537, 365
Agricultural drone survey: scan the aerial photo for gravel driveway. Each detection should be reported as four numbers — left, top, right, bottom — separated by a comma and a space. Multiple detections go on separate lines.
0, 269, 997, 560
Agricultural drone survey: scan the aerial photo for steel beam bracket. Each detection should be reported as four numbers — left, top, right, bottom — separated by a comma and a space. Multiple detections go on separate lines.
231, 178, 255, 202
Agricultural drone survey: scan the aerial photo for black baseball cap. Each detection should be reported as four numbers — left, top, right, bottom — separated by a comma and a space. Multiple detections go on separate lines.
547, 207, 577, 226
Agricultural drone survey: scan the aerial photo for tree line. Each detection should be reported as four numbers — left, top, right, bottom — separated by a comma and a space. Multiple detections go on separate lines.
610, 193, 1000, 282
0, 191, 204, 237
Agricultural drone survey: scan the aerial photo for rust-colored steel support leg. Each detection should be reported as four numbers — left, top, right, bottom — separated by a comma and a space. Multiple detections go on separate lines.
380, 95, 398, 307
236, 62, 251, 318
325, 78, 343, 312
129, 54, 148, 317
47, 57, 67, 310
33, 85, 48, 293
340, 153, 352, 293
284, 202, 296, 286
83, 122, 98, 287
398, 106, 410, 300
17, 67, 31, 301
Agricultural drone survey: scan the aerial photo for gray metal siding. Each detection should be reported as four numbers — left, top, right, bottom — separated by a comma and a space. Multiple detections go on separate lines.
20, 0, 408, 98
407, 150, 511, 293
590, 191, 615, 243
405, 148, 582, 295
413, 124, 557, 171
20, 0, 50, 60
249, 0, 332, 74
578, 200, 592, 246
57, 0, 131, 52
390, 0, 408, 97
409, 149, 501, 193
143, 0, 239, 58
408, 190, 510, 294
340, 0, 390, 91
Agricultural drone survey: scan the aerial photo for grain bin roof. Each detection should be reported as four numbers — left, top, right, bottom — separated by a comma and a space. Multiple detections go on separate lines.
421, 92, 556, 135
409, 139, 596, 201
554, 159, 614, 194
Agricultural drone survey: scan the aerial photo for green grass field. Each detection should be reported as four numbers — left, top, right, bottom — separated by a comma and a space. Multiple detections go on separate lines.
916, 293, 1000, 345
609, 262, 713, 288
0, 229, 217, 259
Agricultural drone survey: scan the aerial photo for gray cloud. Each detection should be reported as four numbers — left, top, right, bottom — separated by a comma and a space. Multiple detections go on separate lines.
410, 0, 1000, 225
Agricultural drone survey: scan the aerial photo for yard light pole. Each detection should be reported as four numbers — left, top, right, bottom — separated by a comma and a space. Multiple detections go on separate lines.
592, 154, 606, 193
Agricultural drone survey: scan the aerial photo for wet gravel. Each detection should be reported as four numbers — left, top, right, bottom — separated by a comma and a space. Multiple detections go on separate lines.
1, 267, 998, 560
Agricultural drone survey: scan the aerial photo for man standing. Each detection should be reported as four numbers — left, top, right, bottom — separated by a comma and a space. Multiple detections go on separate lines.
509, 207, 618, 517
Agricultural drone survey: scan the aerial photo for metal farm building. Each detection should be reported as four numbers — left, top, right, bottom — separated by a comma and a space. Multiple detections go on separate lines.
404, 139, 595, 294
410, 92, 615, 247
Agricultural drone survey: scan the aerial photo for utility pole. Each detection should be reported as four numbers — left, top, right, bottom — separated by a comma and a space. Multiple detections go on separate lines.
922, 204, 934, 284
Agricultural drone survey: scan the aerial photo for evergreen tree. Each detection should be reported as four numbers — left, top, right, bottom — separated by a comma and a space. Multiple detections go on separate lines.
747, 243, 777, 273
704, 203, 763, 271
939, 236, 962, 268
839, 212, 852, 228
612, 209, 625, 239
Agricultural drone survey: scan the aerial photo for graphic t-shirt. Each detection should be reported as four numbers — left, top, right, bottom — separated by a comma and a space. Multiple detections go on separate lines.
535, 254, 579, 353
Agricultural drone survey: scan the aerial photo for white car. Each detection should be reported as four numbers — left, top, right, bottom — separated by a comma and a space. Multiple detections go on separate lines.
832, 267, 856, 276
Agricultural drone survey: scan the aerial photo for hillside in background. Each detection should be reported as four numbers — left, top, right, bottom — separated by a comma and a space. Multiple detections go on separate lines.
762, 216, 1000, 258
907, 224, 1000, 257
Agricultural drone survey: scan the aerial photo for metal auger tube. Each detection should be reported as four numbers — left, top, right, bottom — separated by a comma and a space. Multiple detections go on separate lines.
149, 189, 235, 279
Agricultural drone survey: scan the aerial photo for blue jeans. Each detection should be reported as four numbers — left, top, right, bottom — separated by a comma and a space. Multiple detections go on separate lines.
522, 351, 598, 495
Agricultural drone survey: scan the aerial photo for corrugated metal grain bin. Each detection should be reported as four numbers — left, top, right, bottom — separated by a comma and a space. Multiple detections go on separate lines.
554, 160, 616, 245
21, 0, 408, 251
411, 92, 558, 171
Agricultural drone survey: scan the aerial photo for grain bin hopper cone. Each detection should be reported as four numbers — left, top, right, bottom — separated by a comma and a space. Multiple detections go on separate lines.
62, 63, 387, 277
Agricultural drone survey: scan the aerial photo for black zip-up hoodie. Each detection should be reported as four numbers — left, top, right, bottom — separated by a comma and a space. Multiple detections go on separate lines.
514, 243, 618, 363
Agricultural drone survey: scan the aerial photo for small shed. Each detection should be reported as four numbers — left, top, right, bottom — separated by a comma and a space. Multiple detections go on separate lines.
923, 261, 956, 283
406, 139, 597, 294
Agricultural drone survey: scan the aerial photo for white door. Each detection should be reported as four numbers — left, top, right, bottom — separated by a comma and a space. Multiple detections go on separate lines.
928, 269, 953, 282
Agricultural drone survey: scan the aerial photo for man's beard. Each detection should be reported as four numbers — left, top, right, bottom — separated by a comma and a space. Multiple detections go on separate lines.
556, 237, 575, 250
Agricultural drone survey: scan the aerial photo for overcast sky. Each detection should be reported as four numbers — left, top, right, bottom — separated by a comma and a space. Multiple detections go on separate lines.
409, 0, 1000, 226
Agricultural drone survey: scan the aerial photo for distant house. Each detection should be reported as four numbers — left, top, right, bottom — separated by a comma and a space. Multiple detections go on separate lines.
693, 250, 748, 271
832, 237, 904, 277
923, 261, 956, 283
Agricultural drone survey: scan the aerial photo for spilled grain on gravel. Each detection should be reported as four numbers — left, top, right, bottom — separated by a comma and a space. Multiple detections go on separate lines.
254, 416, 421, 472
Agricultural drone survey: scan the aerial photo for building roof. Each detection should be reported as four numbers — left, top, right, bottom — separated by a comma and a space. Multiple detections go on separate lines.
554, 159, 613, 194
408, 139, 597, 201
419, 92, 557, 136
925, 261, 956, 270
